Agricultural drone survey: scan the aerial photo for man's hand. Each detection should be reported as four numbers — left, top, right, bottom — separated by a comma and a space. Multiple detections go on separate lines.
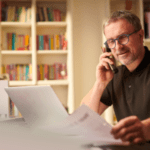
96, 47, 114, 84
111, 116, 147, 145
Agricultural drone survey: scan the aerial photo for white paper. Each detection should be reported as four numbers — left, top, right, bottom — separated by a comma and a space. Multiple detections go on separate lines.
40, 104, 123, 145
5, 86, 123, 146
5, 86, 68, 127
0, 80, 9, 118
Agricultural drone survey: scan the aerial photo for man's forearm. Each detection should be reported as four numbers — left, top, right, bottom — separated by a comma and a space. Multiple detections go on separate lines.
87, 81, 107, 113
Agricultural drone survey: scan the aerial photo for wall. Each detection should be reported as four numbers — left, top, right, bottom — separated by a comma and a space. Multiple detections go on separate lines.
73, 0, 106, 109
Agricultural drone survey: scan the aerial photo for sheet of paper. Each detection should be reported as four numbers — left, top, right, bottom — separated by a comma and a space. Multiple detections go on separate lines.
5, 86, 69, 127
40, 104, 123, 145
0, 80, 9, 118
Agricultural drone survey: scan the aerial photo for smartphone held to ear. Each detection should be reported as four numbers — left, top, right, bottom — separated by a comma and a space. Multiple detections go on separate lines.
105, 47, 118, 74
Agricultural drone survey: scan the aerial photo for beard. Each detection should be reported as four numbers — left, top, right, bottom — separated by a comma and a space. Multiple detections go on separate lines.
116, 45, 142, 66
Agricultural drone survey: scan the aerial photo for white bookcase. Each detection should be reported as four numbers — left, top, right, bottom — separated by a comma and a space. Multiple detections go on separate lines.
0, 0, 74, 115
102, 0, 149, 125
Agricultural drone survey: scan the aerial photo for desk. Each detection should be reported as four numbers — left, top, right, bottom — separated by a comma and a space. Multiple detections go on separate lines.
0, 118, 150, 150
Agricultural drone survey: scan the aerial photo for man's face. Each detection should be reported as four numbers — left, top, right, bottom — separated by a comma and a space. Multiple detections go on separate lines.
104, 19, 144, 67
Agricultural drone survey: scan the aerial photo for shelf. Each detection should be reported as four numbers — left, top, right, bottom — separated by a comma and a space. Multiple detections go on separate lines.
36, 0, 66, 1
37, 80, 68, 85
1, 51, 32, 55
0, 22, 31, 27
9, 81, 33, 86
37, 50, 68, 54
36, 22, 67, 27
144, 39, 150, 43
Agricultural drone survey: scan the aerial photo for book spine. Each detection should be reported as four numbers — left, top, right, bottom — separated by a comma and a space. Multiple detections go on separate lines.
39, 64, 43, 80
43, 7, 48, 21
29, 63, 32, 80
26, 65, 29, 81
36, 35, 39, 50
41, 7, 45, 21
51, 35, 54, 50
37, 65, 40, 80
49, 35, 51, 50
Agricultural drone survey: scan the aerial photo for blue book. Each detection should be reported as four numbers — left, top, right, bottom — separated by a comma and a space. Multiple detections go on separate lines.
39, 35, 42, 50
49, 35, 51, 50
25, 65, 29, 81
12, 33, 15, 50
41, 35, 44, 50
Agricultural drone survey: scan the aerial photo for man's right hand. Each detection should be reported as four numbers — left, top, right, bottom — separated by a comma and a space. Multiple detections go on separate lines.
96, 47, 115, 85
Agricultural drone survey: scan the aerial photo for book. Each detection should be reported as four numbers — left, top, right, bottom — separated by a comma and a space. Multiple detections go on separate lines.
29, 64, 32, 80
43, 6, 48, 21
39, 64, 44, 80
44, 64, 49, 80
25, 65, 29, 81
49, 65, 55, 80
145, 12, 150, 38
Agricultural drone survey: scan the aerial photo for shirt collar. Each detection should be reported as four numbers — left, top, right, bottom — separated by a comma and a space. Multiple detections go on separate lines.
123, 46, 150, 76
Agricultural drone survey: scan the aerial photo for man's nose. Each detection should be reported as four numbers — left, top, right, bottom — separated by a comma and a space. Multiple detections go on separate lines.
115, 40, 123, 50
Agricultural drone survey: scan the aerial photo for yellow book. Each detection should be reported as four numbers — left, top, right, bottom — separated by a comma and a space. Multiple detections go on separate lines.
51, 35, 54, 50
29, 36, 32, 50
1, 65, 4, 74
39, 64, 43, 80
25, 35, 29, 50
56, 34, 59, 50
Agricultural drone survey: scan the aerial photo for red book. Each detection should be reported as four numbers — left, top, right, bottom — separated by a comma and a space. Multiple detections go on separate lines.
53, 9, 57, 21
9, 64, 13, 81
45, 35, 49, 50
44, 64, 49, 80
57, 9, 61, 21
58, 63, 62, 79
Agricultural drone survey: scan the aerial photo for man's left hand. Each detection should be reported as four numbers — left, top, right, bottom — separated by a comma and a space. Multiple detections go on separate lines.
111, 116, 147, 144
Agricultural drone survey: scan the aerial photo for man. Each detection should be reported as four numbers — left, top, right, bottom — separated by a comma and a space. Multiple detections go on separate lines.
81, 10, 150, 145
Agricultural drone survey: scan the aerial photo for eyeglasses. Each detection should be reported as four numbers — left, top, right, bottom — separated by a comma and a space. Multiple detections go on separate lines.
104, 30, 140, 49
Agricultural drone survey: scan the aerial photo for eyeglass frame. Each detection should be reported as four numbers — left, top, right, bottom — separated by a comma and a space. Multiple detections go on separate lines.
104, 29, 140, 49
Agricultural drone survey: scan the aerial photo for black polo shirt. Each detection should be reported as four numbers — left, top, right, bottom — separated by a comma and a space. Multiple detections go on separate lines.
100, 46, 150, 121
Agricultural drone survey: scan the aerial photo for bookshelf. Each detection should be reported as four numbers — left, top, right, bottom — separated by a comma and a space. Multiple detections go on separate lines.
0, 0, 74, 116
103, 0, 149, 125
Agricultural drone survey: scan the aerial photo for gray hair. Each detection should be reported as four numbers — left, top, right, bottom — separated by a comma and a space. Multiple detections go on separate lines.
103, 10, 142, 33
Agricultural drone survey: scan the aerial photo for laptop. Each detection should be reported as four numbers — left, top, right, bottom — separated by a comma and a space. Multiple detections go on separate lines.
5, 86, 69, 128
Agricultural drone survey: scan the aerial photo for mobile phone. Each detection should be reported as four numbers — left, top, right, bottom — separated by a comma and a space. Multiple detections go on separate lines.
105, 46, 118, 74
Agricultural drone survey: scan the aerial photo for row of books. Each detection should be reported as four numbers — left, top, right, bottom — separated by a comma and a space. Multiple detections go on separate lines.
9, 99, 22, 118
36, 7, 66, 22
37, 34, 67, 50
4, 33, 31, 50
1, 63, 67, 81
144, 12, 150, 38
1, 64, 32, 81
37, 63, 67, 80
2, 4, 31, 22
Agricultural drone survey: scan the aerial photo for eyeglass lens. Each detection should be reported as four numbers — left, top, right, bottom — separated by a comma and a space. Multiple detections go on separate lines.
107, 34, 129, 49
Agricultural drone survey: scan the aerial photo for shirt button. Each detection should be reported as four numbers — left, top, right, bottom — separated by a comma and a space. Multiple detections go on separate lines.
129, 85, 131, 88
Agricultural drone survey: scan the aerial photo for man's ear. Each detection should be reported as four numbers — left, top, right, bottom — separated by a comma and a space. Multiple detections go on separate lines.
139, 29, 144, 39
139, 29, 144, 43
